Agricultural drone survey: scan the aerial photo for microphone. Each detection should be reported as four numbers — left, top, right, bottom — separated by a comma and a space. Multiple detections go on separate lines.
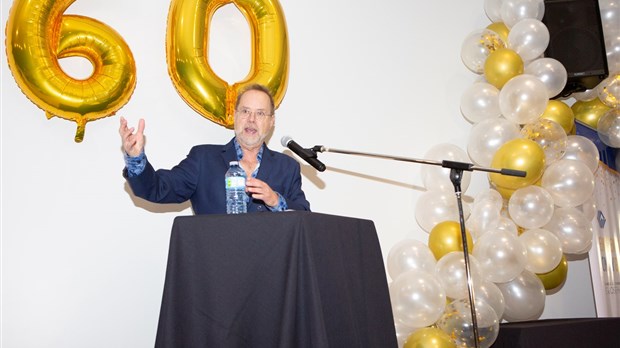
281, 136, 326, 172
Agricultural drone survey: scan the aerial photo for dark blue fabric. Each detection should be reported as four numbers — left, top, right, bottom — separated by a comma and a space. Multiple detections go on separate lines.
155, 212, 397, 348
125, 138, 310, 214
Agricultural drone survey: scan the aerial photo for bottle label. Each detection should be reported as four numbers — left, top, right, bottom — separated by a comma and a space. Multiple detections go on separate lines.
226, 177, 246, 189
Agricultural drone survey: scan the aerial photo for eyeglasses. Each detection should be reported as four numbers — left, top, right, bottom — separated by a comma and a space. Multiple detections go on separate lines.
236, 108, 273, 120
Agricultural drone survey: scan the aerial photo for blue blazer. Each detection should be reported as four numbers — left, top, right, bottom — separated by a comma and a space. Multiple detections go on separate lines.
126, 139, 310, 214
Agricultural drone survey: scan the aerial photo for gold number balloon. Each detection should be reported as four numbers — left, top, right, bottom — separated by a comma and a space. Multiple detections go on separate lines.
5, 0, 137, 142
167, 0, 289, 128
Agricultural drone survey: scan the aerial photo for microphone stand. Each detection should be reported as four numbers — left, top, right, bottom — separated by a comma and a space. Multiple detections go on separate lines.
310, 145, 526, 348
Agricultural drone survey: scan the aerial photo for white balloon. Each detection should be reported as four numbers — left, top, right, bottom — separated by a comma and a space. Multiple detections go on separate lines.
500, 0, 545, 28
415, 190, 471, 232
525, 57, 568, 98
435, 251, 482, 299
605, 34, 620, 74
519, 228, 563, 273
597, 108, 620, 148
499, 74, 549, 124
460, 82, 502, 123
598, 75, 620, 108
562, 135, 600, 174
508, 185, 555, 229
467, 199, 502, 239
494, 216, 519, 236
387, 239, 437, 281
475, 280, 506, 320
576, 194, 597, 221
572, 88, 599, 102
473, 230, 528, 283
484, 0, 504, 22
497, 270, 546, 322
467, 118, 521, 166
461, 29, 506, 74
390, 270, 447, 328
544, 207, 593, 254
601, 0, 620, 75
436, 298, 499, 348
474, 188, 504, 212
542, 159, 595, 208
421, 144, 472, 192
520, 118, 568, 164
507, 19, 550, 61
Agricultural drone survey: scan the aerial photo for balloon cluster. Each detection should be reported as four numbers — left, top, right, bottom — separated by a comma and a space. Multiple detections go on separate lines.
389, 0, 618, 347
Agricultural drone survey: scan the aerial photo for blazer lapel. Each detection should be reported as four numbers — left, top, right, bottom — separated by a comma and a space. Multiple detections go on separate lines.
221, 138, 238, 165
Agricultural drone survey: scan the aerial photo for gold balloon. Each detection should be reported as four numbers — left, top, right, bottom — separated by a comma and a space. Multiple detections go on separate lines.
540, 100, 575, 134
537, 255, 568, 290
486, 22, 510, 42
404, 327, 456, 348
571, 98, 612, 129
5, 0, 137, 142
167, 0, 289, 129
428, 221, 474, 260
489, 138, 545, 190
484, 48, 524, 89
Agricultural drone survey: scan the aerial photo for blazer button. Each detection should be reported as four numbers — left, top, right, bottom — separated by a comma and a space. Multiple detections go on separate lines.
257, 206, 263, 211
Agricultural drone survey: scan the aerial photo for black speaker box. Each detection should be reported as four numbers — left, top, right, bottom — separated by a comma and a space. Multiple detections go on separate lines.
542, 0, 609, 97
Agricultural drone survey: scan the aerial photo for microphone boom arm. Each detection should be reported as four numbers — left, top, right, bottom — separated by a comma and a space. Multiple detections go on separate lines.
311, 146, 526, 177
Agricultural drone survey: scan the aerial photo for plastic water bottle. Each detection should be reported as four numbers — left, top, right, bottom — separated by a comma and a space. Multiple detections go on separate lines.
225, 161, 247, 214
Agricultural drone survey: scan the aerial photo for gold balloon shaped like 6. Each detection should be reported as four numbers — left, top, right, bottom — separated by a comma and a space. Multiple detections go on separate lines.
5, 0, 137, 142
167, 0, 289, 128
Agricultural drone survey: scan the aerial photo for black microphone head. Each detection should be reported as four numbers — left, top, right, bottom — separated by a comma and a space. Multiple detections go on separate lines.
281, 135, 293, 147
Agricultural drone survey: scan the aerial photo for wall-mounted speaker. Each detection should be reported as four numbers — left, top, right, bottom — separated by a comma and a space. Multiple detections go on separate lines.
542, 0, 609, 97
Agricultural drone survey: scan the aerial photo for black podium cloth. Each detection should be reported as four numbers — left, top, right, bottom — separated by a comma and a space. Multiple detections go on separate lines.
155, 211, 397, 348
490, 318, 620, 347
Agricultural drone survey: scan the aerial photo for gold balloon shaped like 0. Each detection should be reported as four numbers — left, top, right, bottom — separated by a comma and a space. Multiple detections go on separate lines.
489, 138, 545, 190
484, 48, 524, 89
404, 327, 456, 348
5, 0, 137, 142
428, 221, 474, 260
571, 98, 612, 129
537, 255, 568, 290
486, 22, 510, 42
167, 0, 289, 128
541, 100, 575, 134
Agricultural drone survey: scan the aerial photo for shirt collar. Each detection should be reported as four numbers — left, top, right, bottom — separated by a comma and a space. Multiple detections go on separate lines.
233, 137, 264, 178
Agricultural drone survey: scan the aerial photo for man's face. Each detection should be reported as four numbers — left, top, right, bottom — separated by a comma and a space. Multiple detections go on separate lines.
234, 89, 275, 149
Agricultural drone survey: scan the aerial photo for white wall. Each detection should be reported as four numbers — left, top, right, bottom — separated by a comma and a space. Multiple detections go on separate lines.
1, 0, 596, 346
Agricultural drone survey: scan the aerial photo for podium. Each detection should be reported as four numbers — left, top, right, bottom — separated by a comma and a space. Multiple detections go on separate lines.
155, 211, 397, 348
